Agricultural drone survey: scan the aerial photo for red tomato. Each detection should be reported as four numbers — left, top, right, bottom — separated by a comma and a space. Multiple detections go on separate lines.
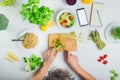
99, 56, 104, 60
103, 60, 108, 65
63, 20, 68, 23
98, 59, 102, 62
69, 16, 73, 20
103, 54, 108, 58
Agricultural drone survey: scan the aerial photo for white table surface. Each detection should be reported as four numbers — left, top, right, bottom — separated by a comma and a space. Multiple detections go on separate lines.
0, 0, 120, 80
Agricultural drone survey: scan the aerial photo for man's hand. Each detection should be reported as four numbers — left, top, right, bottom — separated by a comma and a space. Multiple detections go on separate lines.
31, 48, 58, 80
43, 48, 58, 66
64, 51, 80, 71
64, 51, 96, 80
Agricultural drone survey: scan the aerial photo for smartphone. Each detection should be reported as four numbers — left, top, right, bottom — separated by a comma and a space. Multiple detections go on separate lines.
76, 8, 88, 26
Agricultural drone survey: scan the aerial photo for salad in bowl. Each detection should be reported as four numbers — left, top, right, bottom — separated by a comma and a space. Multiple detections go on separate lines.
57, 10, 75, 29
105, 22, 120, 45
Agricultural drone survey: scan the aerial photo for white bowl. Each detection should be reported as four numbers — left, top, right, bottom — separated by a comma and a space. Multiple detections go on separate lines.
16, 28, 41, 53
56, 10, 76, 29
104, 22, 120, 45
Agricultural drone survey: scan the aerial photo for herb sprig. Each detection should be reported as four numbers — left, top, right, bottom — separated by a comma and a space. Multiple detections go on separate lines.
112, 27, 120, 40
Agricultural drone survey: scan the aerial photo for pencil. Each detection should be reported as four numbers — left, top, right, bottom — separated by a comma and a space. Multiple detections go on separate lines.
97, 9, 103, 26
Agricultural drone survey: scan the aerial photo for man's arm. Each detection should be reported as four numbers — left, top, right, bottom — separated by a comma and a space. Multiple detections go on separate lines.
31, 48, 58, 80
31, 62, 50, 80
72, 64, 96, 80
64, 51, 96, 80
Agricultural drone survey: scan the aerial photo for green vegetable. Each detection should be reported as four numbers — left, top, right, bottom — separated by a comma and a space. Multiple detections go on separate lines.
54, 39, 63, 48
20, 0, 54, 26
110, 69, 115, 74
60, 34, 83, 42
23, 54, 42, 72
0, 14, 9, 30
112, 27, 120, 40
53, 38, 65, 52
114, 73, 119, 77
70, 31, 76, 34
0, 0, 15, 6
111, 76, 116, 80
28, 0, 40, 5
89, 30, 106, 50
54, 45, 62, 52
110, 69, 120, 80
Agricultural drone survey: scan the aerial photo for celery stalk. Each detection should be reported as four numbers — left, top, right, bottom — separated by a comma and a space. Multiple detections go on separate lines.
54, 45, 62, 52
60, 34, 83, 42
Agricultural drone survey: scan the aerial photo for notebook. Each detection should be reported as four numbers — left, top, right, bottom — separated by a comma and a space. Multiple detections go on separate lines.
90, 2, 104, 27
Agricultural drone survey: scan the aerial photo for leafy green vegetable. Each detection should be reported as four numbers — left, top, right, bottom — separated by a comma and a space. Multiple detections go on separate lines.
111, 27, 120, 40
23, 54, 42, 72
89, 30, 106, 50
0, 0, 15, 6
0, 13, 9, 30
20, 0, 54, 26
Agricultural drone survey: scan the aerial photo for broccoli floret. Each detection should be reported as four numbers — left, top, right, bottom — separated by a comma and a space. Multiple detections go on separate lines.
0, 14, 9, 30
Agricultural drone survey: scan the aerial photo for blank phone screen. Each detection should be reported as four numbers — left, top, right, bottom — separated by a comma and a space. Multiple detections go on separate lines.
77, 9, 88, 26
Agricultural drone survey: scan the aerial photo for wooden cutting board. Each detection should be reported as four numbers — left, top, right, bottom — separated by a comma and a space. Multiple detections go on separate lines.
49, 34, 77, 52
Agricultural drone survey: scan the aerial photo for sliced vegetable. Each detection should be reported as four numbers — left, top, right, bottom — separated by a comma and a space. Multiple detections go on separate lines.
54, 45, 62, 52
89, 30, 106, 50
23, 54, 42, 72
52, 38, 65, 52
0, 14, 9, 30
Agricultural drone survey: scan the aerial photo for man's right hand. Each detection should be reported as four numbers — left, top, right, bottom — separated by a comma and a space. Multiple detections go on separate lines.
64, 51, 80, 72
64, 51, 96, 80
